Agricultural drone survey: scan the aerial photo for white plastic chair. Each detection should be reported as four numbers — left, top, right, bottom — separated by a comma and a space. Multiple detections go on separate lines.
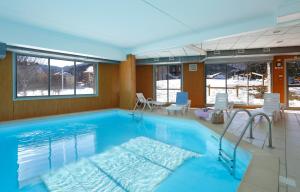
135, 93, 152, 110
134, 93, 166, 111
214, 93, 234, 117
254, 93, 281, 122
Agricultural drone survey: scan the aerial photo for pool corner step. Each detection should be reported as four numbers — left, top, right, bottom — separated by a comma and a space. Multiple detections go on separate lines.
42, 136, 201, 192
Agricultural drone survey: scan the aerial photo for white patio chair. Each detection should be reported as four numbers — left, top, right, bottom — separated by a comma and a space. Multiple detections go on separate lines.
134, 93, 166, 111
253, 93, 281, 122
214, 93, 234, 117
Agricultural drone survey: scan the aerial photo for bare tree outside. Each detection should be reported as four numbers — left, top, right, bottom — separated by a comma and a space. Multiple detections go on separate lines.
17, 55, 48, 97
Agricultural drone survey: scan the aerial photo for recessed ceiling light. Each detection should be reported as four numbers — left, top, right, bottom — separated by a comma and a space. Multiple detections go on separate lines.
277, 40, 284, 44
273, 30, 281, 34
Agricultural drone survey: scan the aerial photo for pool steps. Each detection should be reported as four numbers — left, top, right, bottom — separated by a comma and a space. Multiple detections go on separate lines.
42, 137, 200, 192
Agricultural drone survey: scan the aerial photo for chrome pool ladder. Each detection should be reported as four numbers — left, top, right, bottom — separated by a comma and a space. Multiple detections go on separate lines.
131, 100, 146, 120
218, 109, 273, 176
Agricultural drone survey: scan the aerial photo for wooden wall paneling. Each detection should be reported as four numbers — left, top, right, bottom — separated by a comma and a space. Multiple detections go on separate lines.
0, 52, 14, 121
183, 63, 205, 107
98, 64, 120, 108
99, 64, 111, 108
136, 65, 153, 99
111, 64, 120, 107
119, 55, 136, 109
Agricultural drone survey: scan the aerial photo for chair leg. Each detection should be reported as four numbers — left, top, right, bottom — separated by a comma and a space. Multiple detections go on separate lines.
146, 102, 152, 110
225, 110, 229, 118
133, 101, 139, 111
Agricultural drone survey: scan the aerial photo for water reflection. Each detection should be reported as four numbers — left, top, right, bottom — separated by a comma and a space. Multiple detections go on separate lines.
16, 123, 97, 190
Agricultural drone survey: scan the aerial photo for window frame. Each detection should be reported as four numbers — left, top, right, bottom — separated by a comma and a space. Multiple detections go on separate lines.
154, 64, 183, 103
13, 53, 99, 101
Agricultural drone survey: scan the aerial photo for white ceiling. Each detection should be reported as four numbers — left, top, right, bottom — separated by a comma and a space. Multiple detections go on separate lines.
136, 24, 300, 59
0, 0, 299, 60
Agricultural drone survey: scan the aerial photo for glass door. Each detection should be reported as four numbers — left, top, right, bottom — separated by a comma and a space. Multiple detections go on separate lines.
287, 60, 300, 108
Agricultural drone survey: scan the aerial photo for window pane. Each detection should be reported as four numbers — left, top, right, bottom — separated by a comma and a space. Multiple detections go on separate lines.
287, 61, 300, 107
289, 87, 300, 107
16, 55, 48, 97
227, 64, 248, 104
156, 90, 168, 102
168, 65, 181, 89
206, 64, 226, 104
155, 66, 168, 89
76, 62, 96, 95
50, 59, 75, 95
168, 89, 181, 103
248, 62, 271, 105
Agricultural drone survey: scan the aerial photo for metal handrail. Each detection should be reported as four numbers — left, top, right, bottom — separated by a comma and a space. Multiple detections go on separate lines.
231, 112, 272, 174
219, 110, 273, 176
219, 109, 253, 154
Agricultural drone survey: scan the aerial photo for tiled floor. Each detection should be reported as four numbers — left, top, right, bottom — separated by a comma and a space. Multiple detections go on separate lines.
144, 107, 300, 192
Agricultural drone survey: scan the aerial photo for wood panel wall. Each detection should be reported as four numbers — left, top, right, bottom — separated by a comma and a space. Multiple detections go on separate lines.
0, 52, 14, 121
0, 52, 120, 121
183, 63, 205, 107
136, 65, 153, 99
119, 54, 136, 109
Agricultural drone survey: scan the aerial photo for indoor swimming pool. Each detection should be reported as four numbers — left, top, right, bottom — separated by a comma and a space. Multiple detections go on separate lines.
0, 110, 251, 191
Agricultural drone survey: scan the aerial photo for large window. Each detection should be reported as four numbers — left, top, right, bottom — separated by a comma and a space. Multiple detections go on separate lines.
16, 54, 97, 99
155, 64, 182, 102
206, 62, 271, 105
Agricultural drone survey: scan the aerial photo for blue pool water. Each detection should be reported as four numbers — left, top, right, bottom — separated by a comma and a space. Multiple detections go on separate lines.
0, 110, 251, 192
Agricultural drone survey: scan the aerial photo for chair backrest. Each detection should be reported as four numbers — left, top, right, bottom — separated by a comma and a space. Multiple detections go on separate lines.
136, 93, 147, 103
263, 93, 280, 112
176, 92, 188, 105
214, 93, 228, 110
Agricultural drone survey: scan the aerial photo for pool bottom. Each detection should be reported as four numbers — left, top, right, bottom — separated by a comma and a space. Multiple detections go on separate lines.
43, 137, 200, 192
